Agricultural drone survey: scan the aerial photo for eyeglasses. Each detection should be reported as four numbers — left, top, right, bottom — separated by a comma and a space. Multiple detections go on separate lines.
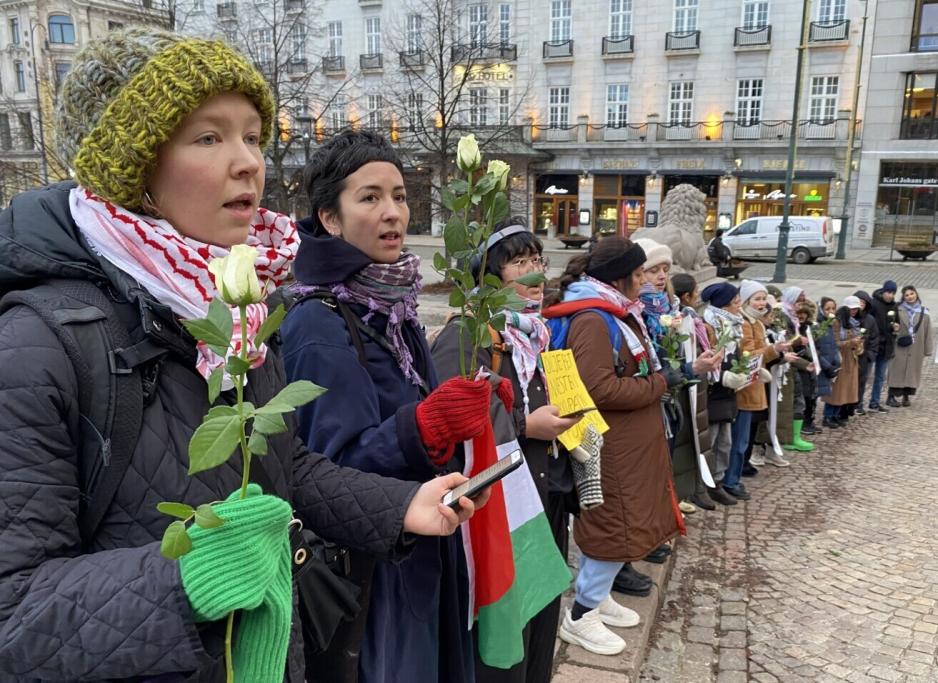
506, 255, 549, 271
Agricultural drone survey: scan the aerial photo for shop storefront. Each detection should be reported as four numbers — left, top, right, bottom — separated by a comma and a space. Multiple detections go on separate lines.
873, 161, 938, 247
662, 174, 719, 234
533, 173, 579, 236
593, 173, 646, 236
735, 180, 831, 223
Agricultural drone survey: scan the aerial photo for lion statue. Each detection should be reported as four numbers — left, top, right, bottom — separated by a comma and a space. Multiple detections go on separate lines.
631, 183, 711, 272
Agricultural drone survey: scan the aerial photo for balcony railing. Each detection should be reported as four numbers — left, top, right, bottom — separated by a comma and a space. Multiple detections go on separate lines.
912, 32, 938, 52
284, 0, 303, 11
399, 50, 427, 68
530, 118, 861, 145
809, 20, 850, 42
666, 30, 700, 50
360, 53, 383, 71
602, 35, 635, 55
542, 40, 574, 59
287, 58, 307, 74
901, 116, 938, 139
734, 25, 771, 47
450, 43, 518, 62
322, 55, 345, 73
216, 2, 235, 18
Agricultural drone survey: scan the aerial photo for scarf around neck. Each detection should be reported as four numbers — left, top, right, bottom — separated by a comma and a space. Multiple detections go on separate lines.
900, 300, 925, 337
703, 305, 744, 355
299, 251, 425, 387
70, 187, 298, 388
501, 298, 550, 412
781, 287, 803, 329
639, 283, 674, 341
561, 276, 661, 375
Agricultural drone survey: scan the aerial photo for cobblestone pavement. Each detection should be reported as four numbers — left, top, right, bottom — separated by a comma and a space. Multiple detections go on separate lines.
742, 261, 938, 291
639, 361, 938, 683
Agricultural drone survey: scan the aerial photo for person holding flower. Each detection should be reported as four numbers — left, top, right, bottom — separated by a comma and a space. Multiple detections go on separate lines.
886, 285, 934, 407
431, 219, 581, 683
541, 237, 683, 657
721, 281, 788, 501
0, 29, 487, 683
279, 129, 496, 683
868, 280, 901, 412
850, 291, 880, 416
822, 296, 864, 427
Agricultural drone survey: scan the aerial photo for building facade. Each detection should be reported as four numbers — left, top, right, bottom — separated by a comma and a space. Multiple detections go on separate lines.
854, 0, 938, 249
175, 0, 874, 237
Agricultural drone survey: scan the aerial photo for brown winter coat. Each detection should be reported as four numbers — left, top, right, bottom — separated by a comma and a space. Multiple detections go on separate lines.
888, 308, 934, 390
567, 312, 682, 562
736, 317, 779, 411
826, 321, 863, 406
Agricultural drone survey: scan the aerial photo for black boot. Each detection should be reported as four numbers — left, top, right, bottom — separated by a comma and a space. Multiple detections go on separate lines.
690, 491, 717, 511
644, 544, 671, 564
902, 395, 911, 407
708, 486, 738, 506
886, 395, 901, 408
612, 563, 652, 596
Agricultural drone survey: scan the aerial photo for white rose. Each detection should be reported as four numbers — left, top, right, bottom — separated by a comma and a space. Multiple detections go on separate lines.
208, 245, 263, 307
456, 134, 481, 173
660, 314, 673, 327
487, 159, 510, 191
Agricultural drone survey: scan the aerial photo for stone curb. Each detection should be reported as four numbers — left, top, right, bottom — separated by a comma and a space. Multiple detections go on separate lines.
551, 547, 679, 682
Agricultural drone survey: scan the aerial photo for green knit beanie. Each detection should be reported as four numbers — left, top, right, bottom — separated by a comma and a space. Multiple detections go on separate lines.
55, 27, 274, 212
180, 484, 293, 683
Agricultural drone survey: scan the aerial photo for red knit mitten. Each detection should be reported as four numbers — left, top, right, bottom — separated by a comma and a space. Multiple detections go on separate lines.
416, 377, 492, 461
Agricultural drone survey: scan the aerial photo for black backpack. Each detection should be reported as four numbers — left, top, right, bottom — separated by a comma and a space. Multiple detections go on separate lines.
0, 278, 166, 546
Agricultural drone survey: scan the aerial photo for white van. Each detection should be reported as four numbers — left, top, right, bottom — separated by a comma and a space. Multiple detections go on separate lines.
722, 215, 834, 264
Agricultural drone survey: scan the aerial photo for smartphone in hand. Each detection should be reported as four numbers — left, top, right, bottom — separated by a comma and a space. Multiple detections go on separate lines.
441, 450, 524, 510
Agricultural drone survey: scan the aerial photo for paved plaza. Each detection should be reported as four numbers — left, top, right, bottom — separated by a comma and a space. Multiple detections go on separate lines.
638, 360, 938, 683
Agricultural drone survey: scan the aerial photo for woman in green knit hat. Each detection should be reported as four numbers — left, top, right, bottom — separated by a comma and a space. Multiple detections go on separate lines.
0, 27, 488, 682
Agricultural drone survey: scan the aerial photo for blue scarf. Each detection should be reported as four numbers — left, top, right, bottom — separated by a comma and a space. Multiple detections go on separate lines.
638, 283, 674, 342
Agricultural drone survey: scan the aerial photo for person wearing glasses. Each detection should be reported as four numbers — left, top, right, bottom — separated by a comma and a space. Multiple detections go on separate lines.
432, 219, 580, 683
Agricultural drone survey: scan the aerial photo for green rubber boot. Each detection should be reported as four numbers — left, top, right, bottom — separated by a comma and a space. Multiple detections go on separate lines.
783, 419, 815, 452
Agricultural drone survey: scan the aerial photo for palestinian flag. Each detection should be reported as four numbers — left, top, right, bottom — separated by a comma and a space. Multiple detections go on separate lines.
462, 422, 572, 669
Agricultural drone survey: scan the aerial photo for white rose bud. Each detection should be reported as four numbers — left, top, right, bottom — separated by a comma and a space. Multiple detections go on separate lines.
828, 313, 835, 319
888, 311, 895, 317
487, 159, 510, 191
660, 314, 673, 327
456, 134, 481, 173
208, 245, 264, 307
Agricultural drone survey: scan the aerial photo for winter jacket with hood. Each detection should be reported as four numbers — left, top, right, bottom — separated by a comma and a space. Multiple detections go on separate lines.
854, 290, 880, 383
279, 220, 472, 683
0, 183, 419, 683
870, 288, 899, 360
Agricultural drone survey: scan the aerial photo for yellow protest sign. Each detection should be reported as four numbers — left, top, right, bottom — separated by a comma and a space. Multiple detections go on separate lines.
540, 349, 610, 451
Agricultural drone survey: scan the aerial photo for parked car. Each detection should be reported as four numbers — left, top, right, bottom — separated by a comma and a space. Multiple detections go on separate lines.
723, 215, 834, 264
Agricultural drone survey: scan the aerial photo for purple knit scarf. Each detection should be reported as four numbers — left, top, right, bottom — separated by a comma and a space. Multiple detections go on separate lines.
299, 251, 425, 387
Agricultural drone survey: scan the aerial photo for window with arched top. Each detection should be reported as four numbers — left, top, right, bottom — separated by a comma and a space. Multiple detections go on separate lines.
48, 15, 75, 44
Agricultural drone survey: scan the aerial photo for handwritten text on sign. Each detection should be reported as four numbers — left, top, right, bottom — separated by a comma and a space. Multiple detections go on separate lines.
540, 349, 610, 450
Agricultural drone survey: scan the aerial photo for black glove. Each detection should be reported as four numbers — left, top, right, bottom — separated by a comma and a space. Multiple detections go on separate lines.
660, 365, 686, 389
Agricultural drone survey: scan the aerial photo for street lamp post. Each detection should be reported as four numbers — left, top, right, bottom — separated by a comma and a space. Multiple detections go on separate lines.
28, 20, 49, 184
772, 0, 813, 284
835, 0, 869, 260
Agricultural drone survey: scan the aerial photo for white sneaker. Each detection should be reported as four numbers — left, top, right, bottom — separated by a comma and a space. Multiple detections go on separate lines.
598, 595, 640, 628
764, 450, 791, 467
750, 446, 766, 466
679, 500, 697, 514
559, 607, 627, 655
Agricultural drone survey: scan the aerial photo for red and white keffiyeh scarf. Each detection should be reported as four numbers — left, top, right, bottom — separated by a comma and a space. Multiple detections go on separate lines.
500, 298, 550, 412
70, 187, 298, 387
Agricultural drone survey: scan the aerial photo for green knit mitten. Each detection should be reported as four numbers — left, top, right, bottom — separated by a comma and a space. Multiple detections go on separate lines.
179, 483, 293, 682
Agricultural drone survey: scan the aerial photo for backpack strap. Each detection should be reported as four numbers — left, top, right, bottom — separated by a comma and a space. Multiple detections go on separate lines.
547, 308, 625, 375
0, 279, 165, 546
287, 290, 369, 367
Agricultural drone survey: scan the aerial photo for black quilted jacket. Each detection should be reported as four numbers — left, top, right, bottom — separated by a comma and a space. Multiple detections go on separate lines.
0, 183, 419, 682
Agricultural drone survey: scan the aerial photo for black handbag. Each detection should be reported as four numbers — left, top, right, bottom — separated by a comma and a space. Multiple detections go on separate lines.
896, 315, 923, 348
251, 462, 362, 656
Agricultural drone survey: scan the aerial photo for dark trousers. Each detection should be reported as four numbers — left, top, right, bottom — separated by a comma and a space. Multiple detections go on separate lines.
473, 494, 568, 683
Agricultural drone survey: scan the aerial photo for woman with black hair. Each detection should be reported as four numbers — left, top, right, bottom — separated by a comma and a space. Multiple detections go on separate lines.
540, 237, 685, 657
431, 220, 580, 682
886, 285, 934, 407
279, 130, 493, 683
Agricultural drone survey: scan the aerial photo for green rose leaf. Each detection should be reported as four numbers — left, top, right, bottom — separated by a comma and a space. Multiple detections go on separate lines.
182, 318, 230, 358
267, 380, 327, 410
460, 270, 476, 290
492, 191, 510, 224
440, 187, 456, 212
433, 252, 448, 272
452, 193, 472, 212
248, 429, 268, 456
449, 288, 466, 308
195, 504, 225, 529
474, 173, 497, 196
450, 179, 469, 194
188, 414, 242, 475
254, 303, 286, 347
207, 367, 224, 404
156, 501, 195, 519
514, 271, 548, 287
207, 298, 234, 342
444, 218, 469, 253
226, 355, 252, 375
160, 520, 193, 560
206, 404, 239, 420
253, 410, 288, 435
483, 274, 502, 289
490, 313, 506, 332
